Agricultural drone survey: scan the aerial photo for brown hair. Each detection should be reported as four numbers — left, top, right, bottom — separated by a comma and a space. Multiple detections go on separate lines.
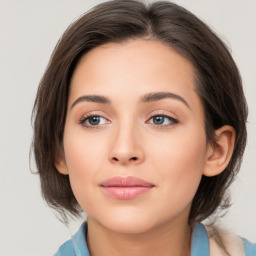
32, 0, 248, 224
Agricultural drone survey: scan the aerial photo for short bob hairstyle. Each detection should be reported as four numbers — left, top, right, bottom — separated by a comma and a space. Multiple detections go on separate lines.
32, 0, 248, 225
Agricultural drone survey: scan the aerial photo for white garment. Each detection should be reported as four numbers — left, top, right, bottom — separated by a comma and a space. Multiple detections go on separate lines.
207, 227, 245, 256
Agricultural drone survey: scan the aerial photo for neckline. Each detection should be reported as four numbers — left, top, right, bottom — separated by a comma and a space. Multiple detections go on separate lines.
71, 222, 209, 256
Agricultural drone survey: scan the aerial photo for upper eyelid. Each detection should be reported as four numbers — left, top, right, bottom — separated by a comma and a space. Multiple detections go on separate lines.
80, 111, 177, 119
146, 110, 178, 120
80, 114, 109, 122
80, 111, 110, 120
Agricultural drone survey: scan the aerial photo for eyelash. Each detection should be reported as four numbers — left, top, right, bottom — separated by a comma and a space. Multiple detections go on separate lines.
79, 113, 109, 130
147, 114, 179, 128
79, 113, 179, 130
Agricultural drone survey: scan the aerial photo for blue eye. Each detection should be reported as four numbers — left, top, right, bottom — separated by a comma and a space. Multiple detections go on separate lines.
80, 115, 108, 127
79, 114, 178, 129
149, 115, 178, 126
152, 116, 165, 125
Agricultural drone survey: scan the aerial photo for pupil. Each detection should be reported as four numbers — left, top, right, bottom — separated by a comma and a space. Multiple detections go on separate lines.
154, 116, 164, 124
89, 116, 100, 125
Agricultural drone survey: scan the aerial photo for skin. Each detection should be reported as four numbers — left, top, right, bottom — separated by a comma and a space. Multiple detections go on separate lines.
55, 39, 235, 256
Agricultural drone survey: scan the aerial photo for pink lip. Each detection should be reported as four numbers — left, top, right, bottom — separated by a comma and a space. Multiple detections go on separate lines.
100, 176, 155, 200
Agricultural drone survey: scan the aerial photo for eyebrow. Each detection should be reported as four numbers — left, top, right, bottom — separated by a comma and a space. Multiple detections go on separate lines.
139, 92, 190, 108
71, 95, 110, 109
71, 91, 190, 109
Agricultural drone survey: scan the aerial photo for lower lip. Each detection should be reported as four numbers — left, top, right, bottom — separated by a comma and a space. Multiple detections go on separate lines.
101, 186, 153, 200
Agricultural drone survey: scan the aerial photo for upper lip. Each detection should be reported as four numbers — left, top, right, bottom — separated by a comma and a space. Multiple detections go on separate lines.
100, 176, 155, 187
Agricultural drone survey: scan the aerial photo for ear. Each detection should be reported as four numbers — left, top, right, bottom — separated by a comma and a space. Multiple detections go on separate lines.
203, 125, 236, 177
54, 147, 69, 175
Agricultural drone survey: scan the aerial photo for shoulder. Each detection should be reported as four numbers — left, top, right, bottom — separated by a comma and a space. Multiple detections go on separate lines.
53, 222, 90, 256
242, 237, 256, 256
54, 239, 75, 256
205, 224, 256, 256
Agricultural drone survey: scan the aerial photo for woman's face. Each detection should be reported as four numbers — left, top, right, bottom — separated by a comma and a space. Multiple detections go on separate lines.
59, 39, 211, 233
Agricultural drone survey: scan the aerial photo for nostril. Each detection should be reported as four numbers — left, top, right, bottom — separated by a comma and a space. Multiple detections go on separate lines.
111, 156, 139, 163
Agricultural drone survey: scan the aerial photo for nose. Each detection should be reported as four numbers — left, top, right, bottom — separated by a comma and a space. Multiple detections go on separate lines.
108, 123, 145, 166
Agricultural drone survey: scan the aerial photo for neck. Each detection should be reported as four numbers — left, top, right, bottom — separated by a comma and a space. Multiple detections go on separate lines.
86, 217, 192, 256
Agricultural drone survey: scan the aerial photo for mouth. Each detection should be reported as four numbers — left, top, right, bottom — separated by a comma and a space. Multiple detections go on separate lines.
100, 176, 155, 200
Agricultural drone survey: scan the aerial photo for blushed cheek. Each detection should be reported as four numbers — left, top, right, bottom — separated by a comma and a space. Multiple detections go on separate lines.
64, 129, 104, 171
63, 131, 106, 207
154, 134, 206, 201
64, 144, 97, 213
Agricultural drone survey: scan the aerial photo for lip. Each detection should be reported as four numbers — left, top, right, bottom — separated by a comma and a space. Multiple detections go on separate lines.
100, 176, 155, 200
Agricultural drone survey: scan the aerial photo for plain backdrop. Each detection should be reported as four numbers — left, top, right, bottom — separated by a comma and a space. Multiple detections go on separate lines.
0, 0, 255, 255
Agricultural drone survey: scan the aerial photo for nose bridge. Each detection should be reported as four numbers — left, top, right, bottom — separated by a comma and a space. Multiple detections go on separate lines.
109, 116, 144, 165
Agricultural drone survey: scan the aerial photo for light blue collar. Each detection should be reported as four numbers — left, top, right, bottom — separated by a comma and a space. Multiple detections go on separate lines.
191, 223, 209, 256
71, 223, 90, 256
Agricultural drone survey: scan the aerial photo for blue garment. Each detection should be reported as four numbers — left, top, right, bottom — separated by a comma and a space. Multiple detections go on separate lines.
54, 223, 256, 256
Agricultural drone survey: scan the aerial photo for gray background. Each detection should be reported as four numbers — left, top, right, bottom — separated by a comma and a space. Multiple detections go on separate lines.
0, 0, 255, 255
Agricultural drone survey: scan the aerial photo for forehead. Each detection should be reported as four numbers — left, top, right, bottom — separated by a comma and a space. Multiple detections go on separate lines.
72, 39, 195, 83
69, 39, 200, 110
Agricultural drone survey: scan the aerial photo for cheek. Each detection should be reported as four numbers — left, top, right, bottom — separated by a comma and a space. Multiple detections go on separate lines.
63, 122, 108, 171
148, 127, 207, 202
62, 128, 107, 209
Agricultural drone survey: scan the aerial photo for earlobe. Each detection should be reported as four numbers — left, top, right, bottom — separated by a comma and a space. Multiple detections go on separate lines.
54, 149, 69, 175
203, 125, 236, 177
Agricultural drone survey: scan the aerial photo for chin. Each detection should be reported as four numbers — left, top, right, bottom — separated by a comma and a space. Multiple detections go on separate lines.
105, 218, 154, 234
88, 207, 157, 234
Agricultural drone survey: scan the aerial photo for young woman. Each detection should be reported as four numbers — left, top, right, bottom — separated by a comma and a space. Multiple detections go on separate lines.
32, 1, 256, 255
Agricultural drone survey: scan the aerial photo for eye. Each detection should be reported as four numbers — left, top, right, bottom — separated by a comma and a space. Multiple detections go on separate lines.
79, 115, 108, 128
148, 115, 178, 127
